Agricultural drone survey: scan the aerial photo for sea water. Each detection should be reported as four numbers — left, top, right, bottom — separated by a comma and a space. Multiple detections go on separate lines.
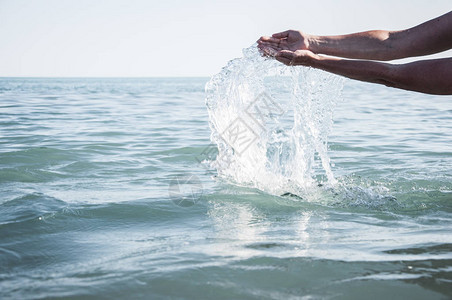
0, 47, 451, 299
205, 46, 343, 197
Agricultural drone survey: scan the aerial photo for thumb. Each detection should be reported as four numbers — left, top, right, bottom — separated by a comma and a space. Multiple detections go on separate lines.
272, 30, 289, 38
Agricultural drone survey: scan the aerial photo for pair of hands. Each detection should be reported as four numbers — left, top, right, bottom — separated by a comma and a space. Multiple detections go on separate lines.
257, 30, 318, 66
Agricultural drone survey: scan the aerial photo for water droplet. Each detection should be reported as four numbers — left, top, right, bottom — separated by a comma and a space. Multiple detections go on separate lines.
205, 44, 344, 197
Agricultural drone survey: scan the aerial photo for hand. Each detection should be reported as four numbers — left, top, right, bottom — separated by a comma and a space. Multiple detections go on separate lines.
275, 49, 318, 66
258, 30, 310, 53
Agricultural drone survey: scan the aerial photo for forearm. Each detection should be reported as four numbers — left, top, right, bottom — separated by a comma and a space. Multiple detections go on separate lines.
310, 56, 452, 95
308, 30, 398, 61
308, 11, 452, 61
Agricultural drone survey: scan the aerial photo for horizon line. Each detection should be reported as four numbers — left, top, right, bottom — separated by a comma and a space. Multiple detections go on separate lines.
0, 76, 211, 79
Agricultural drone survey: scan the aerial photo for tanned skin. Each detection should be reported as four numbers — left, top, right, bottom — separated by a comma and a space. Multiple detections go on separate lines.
258, 11, 452, 95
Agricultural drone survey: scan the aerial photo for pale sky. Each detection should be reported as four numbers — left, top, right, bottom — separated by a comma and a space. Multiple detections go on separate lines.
0, 0, 451, 77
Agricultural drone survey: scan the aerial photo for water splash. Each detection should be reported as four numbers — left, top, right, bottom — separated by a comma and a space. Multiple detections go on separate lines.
205, 45, 344, 198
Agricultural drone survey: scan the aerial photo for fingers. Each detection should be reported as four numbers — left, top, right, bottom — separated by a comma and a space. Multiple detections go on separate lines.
259, 36, 281, 43
277, 50, 295, 59
257, 44, 272, 57
272, 30, 290, 38
258, 43, 281, 53
257, 36, 282, 50
257, 44, 278, 57
258, 41, 280, 48
258, 42, 279, 51
257, 44, 270, 57
256, 40, 296, 64
262, 46, 279, 57
275, 50, 295, 66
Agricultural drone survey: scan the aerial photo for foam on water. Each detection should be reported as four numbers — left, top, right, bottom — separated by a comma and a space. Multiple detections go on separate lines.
205, 45, 344, 199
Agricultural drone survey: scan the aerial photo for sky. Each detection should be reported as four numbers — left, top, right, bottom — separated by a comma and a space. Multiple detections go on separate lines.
0, 0, 451, 77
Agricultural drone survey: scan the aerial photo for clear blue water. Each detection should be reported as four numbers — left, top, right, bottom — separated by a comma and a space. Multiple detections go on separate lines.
0, 77, 451, 299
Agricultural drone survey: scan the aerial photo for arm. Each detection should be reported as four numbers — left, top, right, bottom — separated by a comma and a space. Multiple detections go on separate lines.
311, 11, 452, 60
275, 50, 452, 95
259, 11, 452, 61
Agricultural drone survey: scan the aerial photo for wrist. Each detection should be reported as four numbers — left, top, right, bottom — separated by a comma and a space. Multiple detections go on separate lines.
293, 51, 321, 67
306, 35, 318, 52
307, 52, 321, 66
303, 51, 328, 69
